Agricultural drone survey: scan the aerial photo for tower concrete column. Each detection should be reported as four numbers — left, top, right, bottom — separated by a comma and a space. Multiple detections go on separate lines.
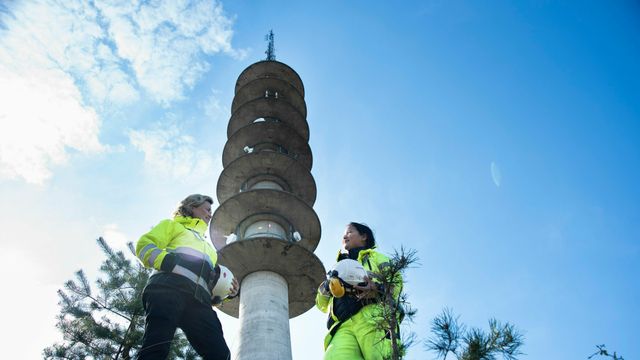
236, 271, 291, 360
210, 58, 326, 359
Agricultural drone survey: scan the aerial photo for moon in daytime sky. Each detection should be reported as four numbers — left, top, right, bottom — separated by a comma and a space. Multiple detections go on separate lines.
491, 161, 502, 188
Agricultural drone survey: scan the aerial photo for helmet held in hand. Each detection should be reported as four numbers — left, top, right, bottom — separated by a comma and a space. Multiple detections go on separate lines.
211, 265, 234, 304
327, 259, 367, 298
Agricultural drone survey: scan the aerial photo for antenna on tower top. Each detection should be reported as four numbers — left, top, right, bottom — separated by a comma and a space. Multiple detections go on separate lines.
265, 29, 275, 61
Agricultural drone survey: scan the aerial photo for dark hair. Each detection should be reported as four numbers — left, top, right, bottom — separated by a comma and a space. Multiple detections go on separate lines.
349, 222, 376, 249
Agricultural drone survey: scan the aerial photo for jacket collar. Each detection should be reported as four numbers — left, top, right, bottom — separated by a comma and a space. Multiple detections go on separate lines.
174, 216, 208, 238
336, 246, 377, 262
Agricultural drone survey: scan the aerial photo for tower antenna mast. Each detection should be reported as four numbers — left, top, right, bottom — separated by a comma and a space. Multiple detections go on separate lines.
265, 30, 275, 61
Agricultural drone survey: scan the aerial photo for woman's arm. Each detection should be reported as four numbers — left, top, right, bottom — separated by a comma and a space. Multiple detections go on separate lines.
136, 219, 178, 271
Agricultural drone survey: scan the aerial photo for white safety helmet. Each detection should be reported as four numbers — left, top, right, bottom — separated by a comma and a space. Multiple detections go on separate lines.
211, 265, 234, 303
330, 259, 367, 287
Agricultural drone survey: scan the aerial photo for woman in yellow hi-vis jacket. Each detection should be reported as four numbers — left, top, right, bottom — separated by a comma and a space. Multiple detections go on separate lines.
316, 222, 403, 360
136, 194, 238, 360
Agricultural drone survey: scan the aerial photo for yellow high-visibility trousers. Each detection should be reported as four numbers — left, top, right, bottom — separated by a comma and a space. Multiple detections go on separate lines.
323, 305, 392, 360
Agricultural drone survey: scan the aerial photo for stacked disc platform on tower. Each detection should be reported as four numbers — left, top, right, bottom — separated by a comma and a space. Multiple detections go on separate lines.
210, 60, 326, 319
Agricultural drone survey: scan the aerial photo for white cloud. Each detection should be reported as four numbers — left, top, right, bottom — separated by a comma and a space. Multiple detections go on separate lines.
102, 223, 132, 254
202, 89, 231, 123
0, 63, 105, 184
0, 1, 125, 184
95, 0, 244, 104
1, 1, 140, 106
1, 0, 242, 106
83, 42, 140, 105
0, 247, 62, 358
0, 0, 241, 184
128, 122, 217, 181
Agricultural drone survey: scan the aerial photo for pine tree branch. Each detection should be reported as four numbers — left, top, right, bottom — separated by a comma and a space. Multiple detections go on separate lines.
46, 237, 184, 359
366, 247, 419, 360
115, 310, 140, 360
426, 308, 463, 360
427, 309, 523, 360
589, 345, 624, 360
64, 283, 133, 322
60, 319, 109, 357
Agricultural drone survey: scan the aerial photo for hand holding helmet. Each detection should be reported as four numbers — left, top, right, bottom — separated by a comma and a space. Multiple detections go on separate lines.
326, 259, 368, 298
211, 264, 236, 305
353, 275, 381, 300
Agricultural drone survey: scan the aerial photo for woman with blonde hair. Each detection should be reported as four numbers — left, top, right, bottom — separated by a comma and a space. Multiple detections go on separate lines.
136, 194, 238, 360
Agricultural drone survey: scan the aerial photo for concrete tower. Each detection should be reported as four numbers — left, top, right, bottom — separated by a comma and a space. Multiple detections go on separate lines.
209, 59, 325, 360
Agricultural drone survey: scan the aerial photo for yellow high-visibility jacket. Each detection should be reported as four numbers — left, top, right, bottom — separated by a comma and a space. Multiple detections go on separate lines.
316, 247, 403, 350
136, 215, 218, 305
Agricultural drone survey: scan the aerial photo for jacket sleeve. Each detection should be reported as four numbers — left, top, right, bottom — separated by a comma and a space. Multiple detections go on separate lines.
136, 219, 178, 270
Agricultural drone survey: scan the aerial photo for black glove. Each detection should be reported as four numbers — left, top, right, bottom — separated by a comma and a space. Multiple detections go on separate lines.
160, 253, 178, 272
209, 264, 223, 306
212, 296, 223, 306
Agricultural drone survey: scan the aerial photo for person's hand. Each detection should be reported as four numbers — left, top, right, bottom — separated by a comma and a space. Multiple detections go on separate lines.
354, 275, 379, 300
318, 279, 331, 296
228, 277, 240, 298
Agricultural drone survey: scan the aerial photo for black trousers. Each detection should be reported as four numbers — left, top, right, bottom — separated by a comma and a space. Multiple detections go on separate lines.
137, 285, 230, 360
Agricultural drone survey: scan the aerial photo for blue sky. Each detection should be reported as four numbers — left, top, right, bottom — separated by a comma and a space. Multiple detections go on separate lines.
1, 1, 638, 359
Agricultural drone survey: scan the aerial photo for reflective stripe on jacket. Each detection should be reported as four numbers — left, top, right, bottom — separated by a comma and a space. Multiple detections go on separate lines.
136, 216, 218, 305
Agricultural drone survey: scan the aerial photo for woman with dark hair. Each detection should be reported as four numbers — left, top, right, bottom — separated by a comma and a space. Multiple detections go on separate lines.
316, 222, 403, 360
135, 194, 238, 360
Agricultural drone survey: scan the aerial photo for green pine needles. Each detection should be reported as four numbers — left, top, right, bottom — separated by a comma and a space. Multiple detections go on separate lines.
370, 246, 419, 360
425, 308, 524, 360
44, 237, 197, 359
589, 344, 625, 360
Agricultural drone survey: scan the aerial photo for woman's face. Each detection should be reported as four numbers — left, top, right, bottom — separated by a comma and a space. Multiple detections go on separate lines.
343, 224, 367, 250
192, 202, 212, 223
